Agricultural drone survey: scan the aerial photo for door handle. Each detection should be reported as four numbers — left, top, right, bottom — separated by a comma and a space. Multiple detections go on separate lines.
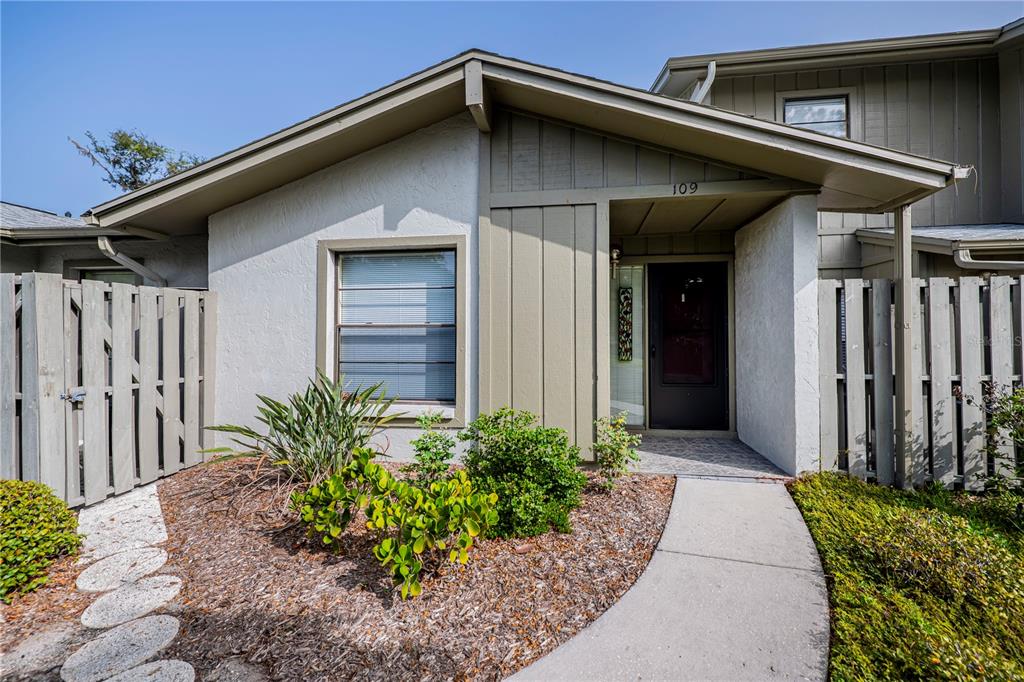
649, 344, 656, 359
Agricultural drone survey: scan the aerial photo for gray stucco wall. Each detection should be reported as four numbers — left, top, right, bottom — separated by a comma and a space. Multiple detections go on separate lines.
734, 195, 820, 475
0, 244, 39, 273
26, 236, 208, 287
207, 114, 480, 451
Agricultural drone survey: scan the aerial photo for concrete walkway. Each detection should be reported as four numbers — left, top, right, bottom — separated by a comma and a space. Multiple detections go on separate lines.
511, 478, 829, 681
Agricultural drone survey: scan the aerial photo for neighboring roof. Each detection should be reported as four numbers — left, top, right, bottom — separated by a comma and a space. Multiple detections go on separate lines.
1, 200, 132, 243
857, 224, 1024, 253
1, 201, 85, 229
652, 17, 1024, 95
84, 49, 967, 235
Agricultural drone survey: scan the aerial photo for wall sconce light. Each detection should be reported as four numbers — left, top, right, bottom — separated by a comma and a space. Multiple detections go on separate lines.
610, 248, 621, 277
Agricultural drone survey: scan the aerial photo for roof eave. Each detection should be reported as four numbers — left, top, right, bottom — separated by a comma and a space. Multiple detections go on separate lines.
653, 27, 1005, 89
87, 50, 959, 231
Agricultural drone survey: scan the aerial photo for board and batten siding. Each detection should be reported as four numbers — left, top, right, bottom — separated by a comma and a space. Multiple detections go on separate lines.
480, 110, 759, 452
708, 57, 1005, 277
1000, 46, 1024, 224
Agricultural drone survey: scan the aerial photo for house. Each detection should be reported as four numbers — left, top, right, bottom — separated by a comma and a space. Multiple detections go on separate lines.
3, 19, 1021, 479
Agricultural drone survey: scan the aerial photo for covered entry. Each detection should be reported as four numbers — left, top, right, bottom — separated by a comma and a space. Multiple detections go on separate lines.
608, 183, 816, 435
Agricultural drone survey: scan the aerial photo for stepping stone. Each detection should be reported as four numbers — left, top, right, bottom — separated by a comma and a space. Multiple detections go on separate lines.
106, 660, 196, 681
0, 622, 90, 677
78, 482, 168, 564
81, 575, 183, 629
76, 547, 168, 593
60, 615, 180, 682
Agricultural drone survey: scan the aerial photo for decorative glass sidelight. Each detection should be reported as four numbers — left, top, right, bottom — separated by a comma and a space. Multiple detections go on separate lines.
610, 266, 645, 426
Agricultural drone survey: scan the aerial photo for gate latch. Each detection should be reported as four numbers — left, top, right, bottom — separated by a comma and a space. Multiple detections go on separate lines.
60, 387, 87, 403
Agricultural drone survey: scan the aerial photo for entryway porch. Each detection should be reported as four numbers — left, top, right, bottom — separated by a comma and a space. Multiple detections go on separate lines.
634, 434, 788, 480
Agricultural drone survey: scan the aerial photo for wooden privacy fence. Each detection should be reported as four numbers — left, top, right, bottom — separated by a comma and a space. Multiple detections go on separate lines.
0, 273, 216, 506
820, 275, 1022, 489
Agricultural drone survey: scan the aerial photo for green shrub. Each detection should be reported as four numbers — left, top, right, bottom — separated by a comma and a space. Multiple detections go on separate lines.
208, 371, 395, 484
790, 472, 1024, 681
592, 412, 642, 491
290, 448, 385, 541
366, 470, 498, 599
401, 411, 456, 486
460, 407, 586, 538
291, 454, 497, 599
1, 480, 81, 602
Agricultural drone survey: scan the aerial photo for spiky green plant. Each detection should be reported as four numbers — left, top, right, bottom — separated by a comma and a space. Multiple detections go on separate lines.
206, 371, 397, 484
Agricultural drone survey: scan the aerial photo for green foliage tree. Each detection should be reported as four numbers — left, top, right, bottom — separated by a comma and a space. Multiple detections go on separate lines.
69, 129, 204, 193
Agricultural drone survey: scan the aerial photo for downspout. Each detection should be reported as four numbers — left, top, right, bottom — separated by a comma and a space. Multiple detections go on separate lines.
953, 248, 1024, 271
689, 61, 717, 104
97, 236, 167, 286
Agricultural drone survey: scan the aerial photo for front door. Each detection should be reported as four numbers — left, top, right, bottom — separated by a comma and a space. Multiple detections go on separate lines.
648, 262, 729, 430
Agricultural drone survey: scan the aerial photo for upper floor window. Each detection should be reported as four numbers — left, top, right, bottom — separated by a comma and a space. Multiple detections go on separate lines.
337, 250, 456, 403
783, 96, 849, 138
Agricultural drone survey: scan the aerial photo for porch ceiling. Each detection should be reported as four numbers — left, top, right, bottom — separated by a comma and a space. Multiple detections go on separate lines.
610, 192, 790, 236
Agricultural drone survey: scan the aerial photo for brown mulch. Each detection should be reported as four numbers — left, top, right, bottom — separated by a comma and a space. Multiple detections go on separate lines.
0, 550, 92, 651
158, 458, 674, 681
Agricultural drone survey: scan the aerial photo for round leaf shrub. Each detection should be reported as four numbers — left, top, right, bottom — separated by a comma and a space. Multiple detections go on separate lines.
1, 480, 81, 602
459, 408, 586, 538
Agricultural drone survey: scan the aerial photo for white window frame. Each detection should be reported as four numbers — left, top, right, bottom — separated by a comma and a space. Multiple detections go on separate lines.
775, 87, 862, 141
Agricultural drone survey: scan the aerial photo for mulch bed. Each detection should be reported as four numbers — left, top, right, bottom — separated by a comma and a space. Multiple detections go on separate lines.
158, 458, 674, 681
0, 539, 92, 654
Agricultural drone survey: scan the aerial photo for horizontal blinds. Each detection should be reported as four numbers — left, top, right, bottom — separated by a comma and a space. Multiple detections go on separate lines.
338, 250, 456, 401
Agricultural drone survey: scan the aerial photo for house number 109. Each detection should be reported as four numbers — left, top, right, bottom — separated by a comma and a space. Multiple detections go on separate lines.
672, 182, 699, 195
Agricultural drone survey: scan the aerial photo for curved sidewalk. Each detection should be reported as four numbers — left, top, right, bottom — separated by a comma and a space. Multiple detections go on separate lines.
511, 477, 829, 681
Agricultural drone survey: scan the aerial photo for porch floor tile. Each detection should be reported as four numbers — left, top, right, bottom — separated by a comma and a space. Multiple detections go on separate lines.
636, 436, 788, 479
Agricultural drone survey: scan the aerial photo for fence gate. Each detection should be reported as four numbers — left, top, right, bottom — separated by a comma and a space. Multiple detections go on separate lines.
819, 275, 1022, 489
0, 273, 217, 506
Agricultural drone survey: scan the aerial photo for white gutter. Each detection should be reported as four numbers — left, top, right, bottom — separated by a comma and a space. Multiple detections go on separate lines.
97, 236, 167, 286
953, 248, 1024, 272
689, 61, 716, 104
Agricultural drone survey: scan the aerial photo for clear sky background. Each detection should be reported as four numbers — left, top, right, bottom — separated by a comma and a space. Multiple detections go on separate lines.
2, 1, 1021, 216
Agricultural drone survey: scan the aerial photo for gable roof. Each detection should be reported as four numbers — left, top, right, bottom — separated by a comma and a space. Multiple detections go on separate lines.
84, 50, 968, 236
652, 17, 1024, 95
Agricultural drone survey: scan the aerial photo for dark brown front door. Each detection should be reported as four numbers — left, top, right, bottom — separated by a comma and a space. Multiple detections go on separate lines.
648, 262, 729, 430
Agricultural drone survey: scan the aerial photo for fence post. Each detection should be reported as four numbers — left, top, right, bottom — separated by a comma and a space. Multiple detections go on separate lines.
818, 280, 840, 471
201, 292, 218, 461
0, 274, 17, 479
19, 273, 67, 499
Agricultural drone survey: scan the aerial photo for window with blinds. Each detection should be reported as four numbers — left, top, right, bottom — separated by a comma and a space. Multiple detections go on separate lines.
337, 250, 456, 402
783, 96, 849, 138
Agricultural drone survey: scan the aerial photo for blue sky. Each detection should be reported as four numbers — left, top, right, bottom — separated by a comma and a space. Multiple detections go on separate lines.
2, 1, 1021, 216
